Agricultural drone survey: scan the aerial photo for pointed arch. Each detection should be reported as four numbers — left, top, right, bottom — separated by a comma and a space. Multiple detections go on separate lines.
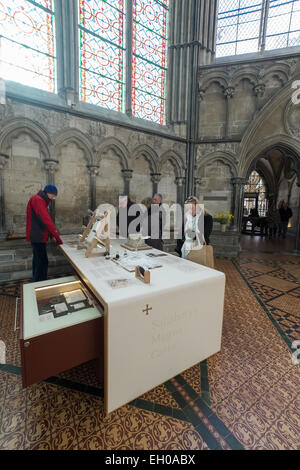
96, 137, 130, 170
130, 144, 159, 174
53, 128, 95, 164
241, 135, 300, 185
0, 117, 52, 159
196, 151, 238, 178
239, 76, 300, 179
158, 150, 186, 178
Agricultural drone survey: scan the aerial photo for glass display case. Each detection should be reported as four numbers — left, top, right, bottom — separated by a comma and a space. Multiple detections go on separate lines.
20, 276, 104, 388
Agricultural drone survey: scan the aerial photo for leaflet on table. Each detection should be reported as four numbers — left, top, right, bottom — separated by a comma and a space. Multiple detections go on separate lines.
113, 254, 163, 272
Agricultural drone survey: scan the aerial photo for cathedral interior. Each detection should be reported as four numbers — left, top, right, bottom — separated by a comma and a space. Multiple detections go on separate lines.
0, 0, 300, 451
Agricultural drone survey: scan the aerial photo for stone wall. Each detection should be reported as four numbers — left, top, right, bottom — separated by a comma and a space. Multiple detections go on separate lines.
0, 99, 186, 237
196, 54, 300, 244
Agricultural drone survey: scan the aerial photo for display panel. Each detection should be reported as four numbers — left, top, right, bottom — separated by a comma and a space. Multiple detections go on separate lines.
23, 276, 103, 339
35, 280, 94, 322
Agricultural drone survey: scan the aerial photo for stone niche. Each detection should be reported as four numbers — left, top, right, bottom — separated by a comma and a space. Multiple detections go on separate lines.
96, 149, 124, 206
197, 160, 233, 217
129, 154, 153, 203
55, 142, 90, 234
4, 133, 45, 234
229, 79, 256, 137
198, 82, 226, 139
158, 160, 177, 205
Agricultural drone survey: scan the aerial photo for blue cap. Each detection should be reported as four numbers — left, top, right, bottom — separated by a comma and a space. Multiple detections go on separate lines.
44, 185, 58, 195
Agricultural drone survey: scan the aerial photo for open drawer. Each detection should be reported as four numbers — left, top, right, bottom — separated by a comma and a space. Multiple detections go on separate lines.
20, 276, 104, 387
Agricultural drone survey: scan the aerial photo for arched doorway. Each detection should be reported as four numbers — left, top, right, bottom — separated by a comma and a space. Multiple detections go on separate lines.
241, 148, 300, 253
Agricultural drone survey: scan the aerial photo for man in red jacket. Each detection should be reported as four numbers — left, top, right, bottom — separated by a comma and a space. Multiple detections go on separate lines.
26, 185, 63, 282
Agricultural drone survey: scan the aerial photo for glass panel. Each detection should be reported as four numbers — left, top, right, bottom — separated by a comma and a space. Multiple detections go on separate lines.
216, 0, 262, 57
0, 0, 56, 92
244, 170, 267, 216
35, 280, 96, 321
132, 0, 168, 124
78, 0, 125, 112
266, 0, 300, 50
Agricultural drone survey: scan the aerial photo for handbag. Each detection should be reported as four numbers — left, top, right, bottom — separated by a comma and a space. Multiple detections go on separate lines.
186, 233, 215, 269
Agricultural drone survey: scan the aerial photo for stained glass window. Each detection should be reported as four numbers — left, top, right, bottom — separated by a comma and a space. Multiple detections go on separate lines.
132, 0, 168, 124
79, 0, 125, 112
0, 0, 56, 93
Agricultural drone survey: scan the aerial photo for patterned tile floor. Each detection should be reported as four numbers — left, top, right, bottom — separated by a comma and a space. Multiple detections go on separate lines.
0, 253, 299, 450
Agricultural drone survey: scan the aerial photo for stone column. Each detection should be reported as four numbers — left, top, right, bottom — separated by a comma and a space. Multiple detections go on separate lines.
194, 177, 202, 199
151, 173, 162, 196
296, 183, 300, 252
224, 87, 235, 138
231, 177, 248, 232
121, 169, 133, 197
176, 177, 185, 207
44, 159, 59, 221
253, 82, 266, 110
0, 153, 9, 240
87, 165, 100, 211
56, 0, 78, 105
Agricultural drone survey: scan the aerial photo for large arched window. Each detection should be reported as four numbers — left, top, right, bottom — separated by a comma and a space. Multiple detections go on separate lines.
216, 0, 300, 57
78, 0, 168, 124
0, 0, 56, 92
78, 0, 125, 112
132, 0, 168, 124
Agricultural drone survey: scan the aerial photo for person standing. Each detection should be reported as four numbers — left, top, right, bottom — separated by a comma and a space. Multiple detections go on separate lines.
26, 185, 63, 282
151, 193, 165, 251
279, 201, 293, 239
141, 196, 164, 251
175, 196, 213, 258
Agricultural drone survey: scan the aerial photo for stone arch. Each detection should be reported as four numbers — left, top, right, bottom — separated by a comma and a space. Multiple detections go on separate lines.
130, 144, 159, 174
239, 76, 300, 178
0, 117, 52, 159
0, 118, 52, 234
263, 66, 290, 88
241, 136, 300, 185
196, 151, 238, 178
53, 128, 95, 165
232, 69, 257, 89
199, 73, 228, 93
158, 150, 186, 178
96, 137, 130, 170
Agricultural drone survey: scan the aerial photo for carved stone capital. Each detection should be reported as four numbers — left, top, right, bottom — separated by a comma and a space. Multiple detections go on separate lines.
224, 87, 235, 99
253, 83, 265, 98
0, 153, 9, 170
121, 169, 133, 181
198, 89, 206, 101
151, 173, 162, 184
194, 177, 202, 186
87, 165, 100, 177
44, 159, 59, 174
175, 177, 185, 187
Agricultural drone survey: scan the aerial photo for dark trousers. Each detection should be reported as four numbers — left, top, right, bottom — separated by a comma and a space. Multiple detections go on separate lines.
31, 242, 48, 282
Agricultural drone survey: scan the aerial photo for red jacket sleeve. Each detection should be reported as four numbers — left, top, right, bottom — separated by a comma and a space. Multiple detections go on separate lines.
31, 197, 60, 240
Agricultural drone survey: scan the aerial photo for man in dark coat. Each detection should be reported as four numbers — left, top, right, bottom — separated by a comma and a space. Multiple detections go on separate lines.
279, 202, 293, 239
116, 195, 141, 238
26, 185, 63, 282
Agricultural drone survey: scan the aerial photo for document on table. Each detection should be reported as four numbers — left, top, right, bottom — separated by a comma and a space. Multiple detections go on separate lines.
64, 289, 87, 304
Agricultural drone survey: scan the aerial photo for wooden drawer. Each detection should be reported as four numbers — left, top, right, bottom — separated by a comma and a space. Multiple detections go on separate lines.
20, 276, 104, 388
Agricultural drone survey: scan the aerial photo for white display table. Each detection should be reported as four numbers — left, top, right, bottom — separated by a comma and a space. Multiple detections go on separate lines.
60, 236, 225, 414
